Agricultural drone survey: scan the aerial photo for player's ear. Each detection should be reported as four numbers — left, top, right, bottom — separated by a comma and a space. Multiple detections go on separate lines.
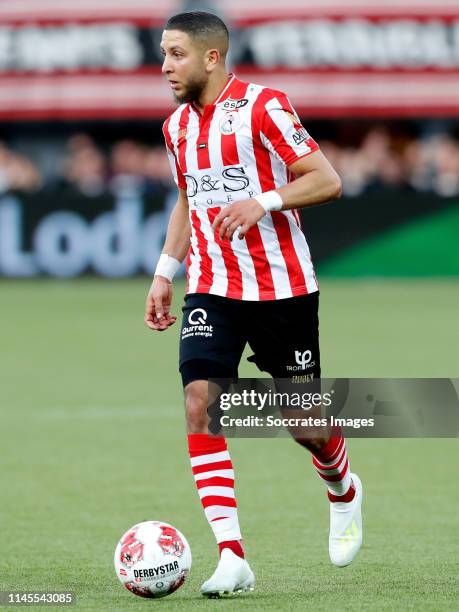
205, 49, 220, 72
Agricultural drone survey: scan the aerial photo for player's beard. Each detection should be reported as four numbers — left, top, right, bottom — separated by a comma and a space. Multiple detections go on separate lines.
173, 73, 209, 105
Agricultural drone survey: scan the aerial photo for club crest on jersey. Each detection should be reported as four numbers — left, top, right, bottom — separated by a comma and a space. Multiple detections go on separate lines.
178, 128, 188, 140
219, 98, 249, 111
219, 112, 241, 135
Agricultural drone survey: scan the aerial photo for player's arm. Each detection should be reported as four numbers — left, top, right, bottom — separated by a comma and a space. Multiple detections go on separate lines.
275, 149, 342, 210
212, 150, 341, 241
144, 188, 190, 332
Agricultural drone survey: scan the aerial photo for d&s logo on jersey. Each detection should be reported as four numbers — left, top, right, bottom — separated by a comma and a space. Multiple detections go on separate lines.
182, 309, 214, 339
184, 166, 254, 204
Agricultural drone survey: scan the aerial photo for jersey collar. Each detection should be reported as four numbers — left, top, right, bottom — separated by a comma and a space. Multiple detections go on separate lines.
213, 73, 238, 106
190, 73, 239, 115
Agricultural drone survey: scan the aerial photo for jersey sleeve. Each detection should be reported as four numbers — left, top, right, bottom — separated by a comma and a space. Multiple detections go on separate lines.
162, 119, 187, 190
258, 92, 319, 167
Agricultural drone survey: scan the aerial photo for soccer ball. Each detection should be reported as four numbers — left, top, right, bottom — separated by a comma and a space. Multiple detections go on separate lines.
114, 521, 192, 599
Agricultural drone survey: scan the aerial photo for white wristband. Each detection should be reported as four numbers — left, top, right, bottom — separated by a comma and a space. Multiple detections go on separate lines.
154, 254, 181, 281
254, 190, 283, 213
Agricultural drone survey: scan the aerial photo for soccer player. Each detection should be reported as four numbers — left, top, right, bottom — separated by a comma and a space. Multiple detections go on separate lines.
145, 11, 363, 597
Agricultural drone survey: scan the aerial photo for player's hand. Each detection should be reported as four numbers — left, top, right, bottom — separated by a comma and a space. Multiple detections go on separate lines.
144, 276, 177, 332
211, 199, 266, 241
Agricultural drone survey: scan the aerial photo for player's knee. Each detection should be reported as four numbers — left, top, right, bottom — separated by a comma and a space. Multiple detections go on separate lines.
184, 381, 208, 433
293, 435, 329, 452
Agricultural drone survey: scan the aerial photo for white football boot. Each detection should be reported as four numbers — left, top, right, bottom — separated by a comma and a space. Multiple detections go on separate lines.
201, 548, 255, 598
329, 473, 363, 567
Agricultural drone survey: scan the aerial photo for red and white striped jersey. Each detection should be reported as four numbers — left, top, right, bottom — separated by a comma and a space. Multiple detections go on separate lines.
163, 74, 319, 301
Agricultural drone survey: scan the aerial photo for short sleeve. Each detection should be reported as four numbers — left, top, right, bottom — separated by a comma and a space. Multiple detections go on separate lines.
162, 119, 187, 190
258, 93, 319, 167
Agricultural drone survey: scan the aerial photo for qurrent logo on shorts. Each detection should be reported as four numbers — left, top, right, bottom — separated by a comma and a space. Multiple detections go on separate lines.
182, 308, 214, 339
188, 308, 207, 326
286, 349, 316, 371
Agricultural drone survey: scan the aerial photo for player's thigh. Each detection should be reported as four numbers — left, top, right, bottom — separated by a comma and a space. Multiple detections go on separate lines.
179, 294, 246, 388
246, 292, 321, 379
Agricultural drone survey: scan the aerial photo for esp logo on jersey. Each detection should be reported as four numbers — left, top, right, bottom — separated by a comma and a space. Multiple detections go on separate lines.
220, 98, 249, 111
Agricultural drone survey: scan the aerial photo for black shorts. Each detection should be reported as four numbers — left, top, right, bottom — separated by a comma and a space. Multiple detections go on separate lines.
179, 292, 320, 387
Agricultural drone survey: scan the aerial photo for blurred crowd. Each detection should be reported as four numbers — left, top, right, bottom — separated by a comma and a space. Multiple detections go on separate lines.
0, 142, 42, 193
0, 135, 174, 197
321, 128, 459, 198
1, 126, 459, 197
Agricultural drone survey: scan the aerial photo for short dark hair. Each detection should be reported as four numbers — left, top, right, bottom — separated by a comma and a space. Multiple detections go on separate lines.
165, 11, 229, 56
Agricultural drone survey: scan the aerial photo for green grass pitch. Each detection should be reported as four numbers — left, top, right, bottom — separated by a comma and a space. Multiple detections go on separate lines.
1, 279, 458, 611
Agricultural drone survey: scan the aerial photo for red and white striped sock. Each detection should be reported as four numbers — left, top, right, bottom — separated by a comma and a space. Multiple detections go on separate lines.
188, 433, 244, 558
311, 431, 356, 503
